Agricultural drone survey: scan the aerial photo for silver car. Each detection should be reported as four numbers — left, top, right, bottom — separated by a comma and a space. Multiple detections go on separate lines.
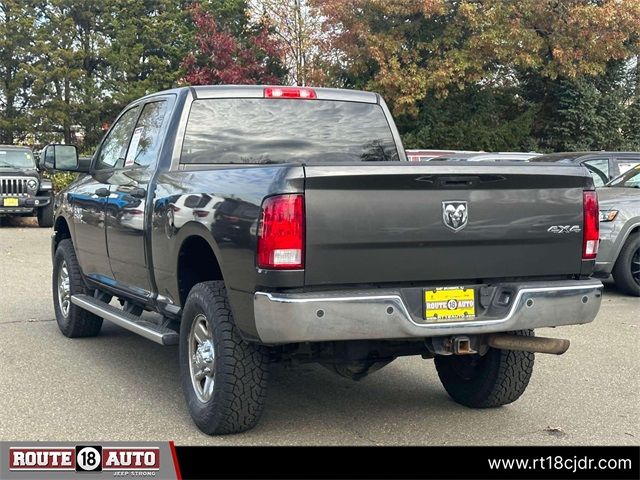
594, 165, 640, 296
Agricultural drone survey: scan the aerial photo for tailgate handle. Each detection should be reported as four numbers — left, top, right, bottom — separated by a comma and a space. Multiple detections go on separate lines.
437, 176, 479, 187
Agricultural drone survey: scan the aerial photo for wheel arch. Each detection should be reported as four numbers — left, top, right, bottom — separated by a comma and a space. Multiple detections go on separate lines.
612, 222, 640, 264
53, 215, 73, 254
176, 231, 224, 306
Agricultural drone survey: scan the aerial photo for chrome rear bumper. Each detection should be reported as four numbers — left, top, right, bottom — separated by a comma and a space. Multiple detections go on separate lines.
253, 279, 603, 344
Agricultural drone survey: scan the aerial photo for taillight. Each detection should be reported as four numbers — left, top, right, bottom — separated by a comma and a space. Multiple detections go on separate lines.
257, 194, 304, 269
582, 191, 599, 260
264, 87, 316, 99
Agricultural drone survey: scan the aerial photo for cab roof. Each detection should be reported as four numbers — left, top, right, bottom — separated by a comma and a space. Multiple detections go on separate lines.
141, 85, 380, 104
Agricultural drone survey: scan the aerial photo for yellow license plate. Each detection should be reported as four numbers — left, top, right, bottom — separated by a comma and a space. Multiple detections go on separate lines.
3, 198, 19, 207
425, 287, 476, 322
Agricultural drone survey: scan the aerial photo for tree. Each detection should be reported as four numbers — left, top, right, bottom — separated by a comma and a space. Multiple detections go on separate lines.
182, 2, 285, 85
33, 0, 192, 151
622, 57, 640, 150
250, 0, 338, 86
104, 0, 192, 104
0, 1, 41, 144
400, 85, 538, 152
320, 0, 640, 117
32, 0, 109, 146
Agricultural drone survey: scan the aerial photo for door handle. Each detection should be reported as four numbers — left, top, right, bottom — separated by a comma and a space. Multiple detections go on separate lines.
94, 188, 110, 197
129, 187, 146, 199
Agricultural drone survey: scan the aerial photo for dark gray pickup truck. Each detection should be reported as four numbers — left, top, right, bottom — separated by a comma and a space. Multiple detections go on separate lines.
46, 85, 603, 435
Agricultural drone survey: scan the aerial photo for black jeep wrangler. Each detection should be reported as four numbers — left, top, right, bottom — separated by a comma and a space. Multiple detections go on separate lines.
0, 145, 54, 227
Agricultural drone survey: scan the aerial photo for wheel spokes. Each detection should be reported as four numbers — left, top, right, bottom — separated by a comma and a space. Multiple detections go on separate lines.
194, 321, 208, 344
57, 261, 71, 316
203, 375, 214, 397
189, 314, 216, 402
632, 250, 640, 284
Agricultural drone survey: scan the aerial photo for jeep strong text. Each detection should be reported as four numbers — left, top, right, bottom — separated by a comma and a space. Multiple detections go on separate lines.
47, 86, 603, 434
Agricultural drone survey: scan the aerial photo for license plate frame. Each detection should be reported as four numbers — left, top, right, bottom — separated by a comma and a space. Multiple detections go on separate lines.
2, 197, 19, 207
424, 287, 476, 322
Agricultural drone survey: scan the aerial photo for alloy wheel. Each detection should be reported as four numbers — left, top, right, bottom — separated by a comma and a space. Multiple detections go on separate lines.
57, 260, 71, 317
632, 248, 640, 287
189, 313, 216, 402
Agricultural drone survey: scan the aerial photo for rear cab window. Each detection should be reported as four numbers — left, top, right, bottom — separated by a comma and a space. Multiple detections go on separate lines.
180, 98, 399, 164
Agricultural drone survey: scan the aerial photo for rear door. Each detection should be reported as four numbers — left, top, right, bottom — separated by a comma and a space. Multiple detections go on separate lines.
105, 98, 173, 294
304, 164, 590, 286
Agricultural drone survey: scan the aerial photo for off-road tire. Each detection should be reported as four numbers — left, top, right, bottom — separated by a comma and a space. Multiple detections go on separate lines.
612, 233, 640, 297
179, 281, 269, 435
434, 329, 534, 408
53, 239, 103, 337
37, 194, 54, 228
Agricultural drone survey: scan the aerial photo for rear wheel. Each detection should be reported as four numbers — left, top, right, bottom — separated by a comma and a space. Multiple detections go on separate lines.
434, 330, 534, 408
179, 281, 269, 435
612, 233, 640, 296
53, 239, 103, 337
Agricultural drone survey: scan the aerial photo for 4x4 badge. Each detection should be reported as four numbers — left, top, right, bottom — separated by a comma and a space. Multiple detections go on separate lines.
442, 201, 468, 232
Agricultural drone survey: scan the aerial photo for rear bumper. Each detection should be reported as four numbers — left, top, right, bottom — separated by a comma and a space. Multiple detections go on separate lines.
253, 279, 603, 344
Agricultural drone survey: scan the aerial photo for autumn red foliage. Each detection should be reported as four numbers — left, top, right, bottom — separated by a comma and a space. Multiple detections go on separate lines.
181, 3, 283, 85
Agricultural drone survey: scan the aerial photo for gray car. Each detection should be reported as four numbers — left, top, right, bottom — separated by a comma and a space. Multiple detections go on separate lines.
430, 152, 541, 162
533, 151, 640, 187
594, 164, 640, 296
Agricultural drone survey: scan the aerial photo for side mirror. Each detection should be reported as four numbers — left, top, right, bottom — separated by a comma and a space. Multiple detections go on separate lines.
42, 144, 87, 172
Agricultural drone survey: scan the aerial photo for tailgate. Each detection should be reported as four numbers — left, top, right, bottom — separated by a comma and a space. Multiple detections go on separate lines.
304, 163, 592, 286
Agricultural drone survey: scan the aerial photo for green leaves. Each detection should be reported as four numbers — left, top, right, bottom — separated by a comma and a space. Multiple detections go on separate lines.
1, 0, 638, 153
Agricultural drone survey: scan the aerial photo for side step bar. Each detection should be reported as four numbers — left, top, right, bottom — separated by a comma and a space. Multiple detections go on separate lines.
71, 294, 178, 346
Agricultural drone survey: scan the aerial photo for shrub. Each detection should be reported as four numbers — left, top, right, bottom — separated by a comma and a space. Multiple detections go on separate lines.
44, 171, 77, 193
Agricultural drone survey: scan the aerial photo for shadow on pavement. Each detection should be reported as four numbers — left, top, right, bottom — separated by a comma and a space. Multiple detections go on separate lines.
600, 277, 630, 297
0, 216, 39, 228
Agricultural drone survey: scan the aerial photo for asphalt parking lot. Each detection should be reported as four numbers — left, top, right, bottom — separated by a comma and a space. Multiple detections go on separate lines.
1, 216, 638, 445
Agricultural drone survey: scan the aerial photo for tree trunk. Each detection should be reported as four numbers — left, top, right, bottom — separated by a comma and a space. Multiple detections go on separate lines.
64, 75, 72, 144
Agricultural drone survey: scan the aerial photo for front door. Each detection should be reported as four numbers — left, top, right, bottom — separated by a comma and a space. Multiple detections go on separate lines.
71, 105, 141, 283
105, 98, 172, 294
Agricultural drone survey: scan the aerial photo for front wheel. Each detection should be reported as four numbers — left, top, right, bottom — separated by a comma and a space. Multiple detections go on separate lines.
179, 281, 269, 435
434, 330, 534, 408
612, 233, 640, 296
53, 239, 103, 337
37, 194, 54, 228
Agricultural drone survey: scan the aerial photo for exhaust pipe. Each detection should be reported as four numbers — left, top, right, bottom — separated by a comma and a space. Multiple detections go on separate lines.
487, 334, 570, 355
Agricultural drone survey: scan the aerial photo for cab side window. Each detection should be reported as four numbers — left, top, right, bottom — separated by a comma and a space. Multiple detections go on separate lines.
124, 101, 169, 168
615, 157, 640, 176
95, 106, 141, 170
583, 158, 610, 187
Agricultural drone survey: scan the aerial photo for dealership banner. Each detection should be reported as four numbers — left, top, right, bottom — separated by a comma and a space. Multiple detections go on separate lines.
1, 442, 180, 480
2, 444, 639, 479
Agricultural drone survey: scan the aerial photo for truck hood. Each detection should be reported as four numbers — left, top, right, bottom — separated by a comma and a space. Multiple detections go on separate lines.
0, 168, 39, 178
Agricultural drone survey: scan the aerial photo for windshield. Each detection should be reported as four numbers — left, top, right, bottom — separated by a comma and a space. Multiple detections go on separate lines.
180, 99, 399, 164
0, 149, 35, 168
608, 166, 640, 188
